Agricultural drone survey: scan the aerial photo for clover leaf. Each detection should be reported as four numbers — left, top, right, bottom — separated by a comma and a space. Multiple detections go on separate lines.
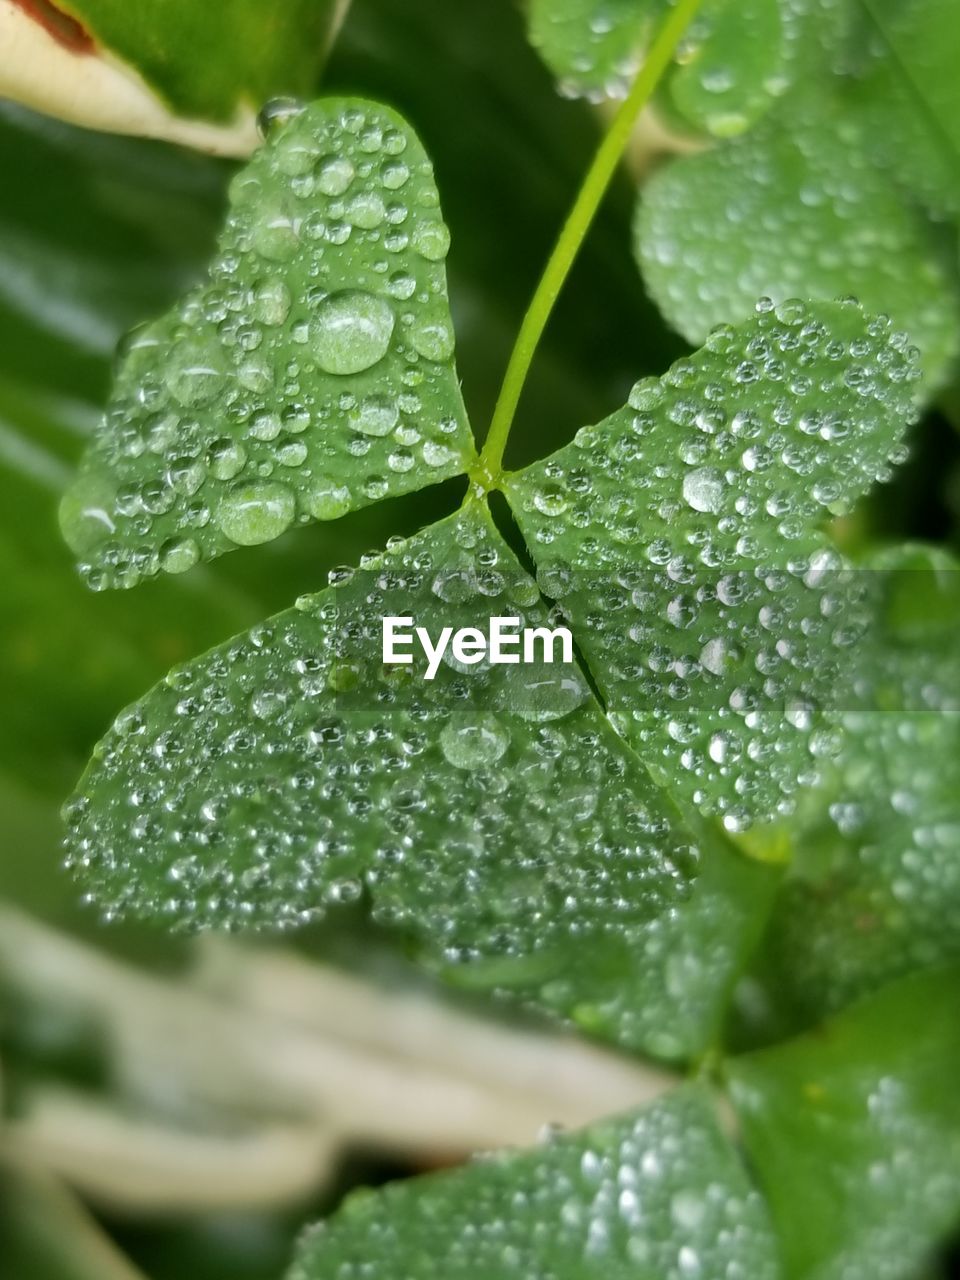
60, 90, 937, 1058
59, 100, 474, 589
636, 92, 960, 390
289, 1084, 781, 1280
64, 497, 778, 1055
507, 297, 918, 830
729, 965, 960, 1280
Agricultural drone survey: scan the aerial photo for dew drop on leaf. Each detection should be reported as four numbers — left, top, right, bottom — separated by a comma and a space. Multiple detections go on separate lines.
215, 480, 296, 545
440, 713, 511, 769
312, 290, 395, 375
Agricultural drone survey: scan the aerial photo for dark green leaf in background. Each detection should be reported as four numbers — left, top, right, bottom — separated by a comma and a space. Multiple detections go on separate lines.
851, 0, 960, 219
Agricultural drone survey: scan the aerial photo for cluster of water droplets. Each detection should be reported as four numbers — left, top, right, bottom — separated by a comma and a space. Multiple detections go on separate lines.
637, 90, 960, 386
59, 99, 472, 588
508, 298, 918, 830
63, 508, 706, 1036
292, 1088, 779, 1280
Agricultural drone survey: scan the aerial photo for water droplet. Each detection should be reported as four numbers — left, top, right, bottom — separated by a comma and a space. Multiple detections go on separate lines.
507, 666, 588, 723
257, 98, 304, 138
351, 394, 399, 437
305, 482, 351, 520
207, 438, 246, 481
412, 220, 451, 261
410, 317, 454, 363
252, 279, 292, 325
313, 290, 394, 375
316, 155, 355, 196
159, 536, 200, 575
216, 480, 296, 545
440, 713, 510, 769
682, 466, 724, 513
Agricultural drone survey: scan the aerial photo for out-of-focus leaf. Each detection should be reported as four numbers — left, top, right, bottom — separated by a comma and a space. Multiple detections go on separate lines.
60, 99, 474, 590
729, 966, 960, 1280
54, 0, 342, 121
507, 299, 918, 830
747, 544, 960, 1025
526, 0, 843, 131
849, 0, 960, 217
0, 0, 347, 153
289, 1085, 781, 1280
668, 0, 784, 139
526, 0, 660, 102
636, 93, 960, 390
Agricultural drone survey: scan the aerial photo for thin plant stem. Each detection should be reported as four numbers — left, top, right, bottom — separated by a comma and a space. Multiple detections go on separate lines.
475, 0, 703, 487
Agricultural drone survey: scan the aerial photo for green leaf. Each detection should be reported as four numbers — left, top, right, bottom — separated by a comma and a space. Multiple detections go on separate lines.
54, 0, 342, 123
61, 494, 777, 1058
59, 98, 474, 590
526, 0, 660, 101
289, 1084, 782, 1280
728, 965, 960, 1280
526, 0, 821, 133
636, 93, 960, 390
63, 503, 718, 1048
776, 0, 855, 81
751, 544, 960, 1022
849, 0, 960, 218
506, 298, 918, 830
0, 0, 346, 152
667, 0, 785, 139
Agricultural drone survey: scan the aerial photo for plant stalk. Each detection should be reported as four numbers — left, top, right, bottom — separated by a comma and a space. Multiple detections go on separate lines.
476, 0, 703, 486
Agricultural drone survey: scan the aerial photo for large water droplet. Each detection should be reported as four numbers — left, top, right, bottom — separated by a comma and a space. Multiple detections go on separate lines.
507, 665, 588, 723
305, 481, 351, 520
316, 155, 355, 196
257, 97, 304, 139
682, 466, 724, 513
440, 713, 510, 769
313, 290, 394, 375
216, 480, 296, 545
351, 394, 399, 437
412, 220, 451, 261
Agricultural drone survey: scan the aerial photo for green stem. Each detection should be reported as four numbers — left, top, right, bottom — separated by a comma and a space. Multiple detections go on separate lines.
477, 0, 702, 486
